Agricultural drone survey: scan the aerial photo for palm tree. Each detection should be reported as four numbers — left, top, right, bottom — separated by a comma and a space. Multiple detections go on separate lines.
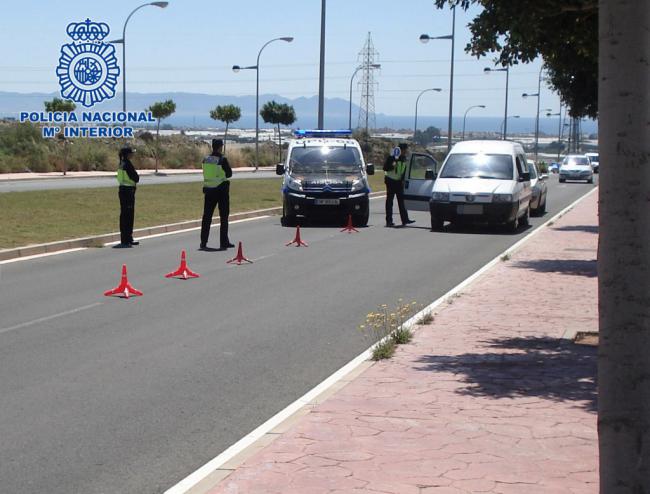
147, 99, 176, 173
210, 104, 241, 152
44, 98, 76, 175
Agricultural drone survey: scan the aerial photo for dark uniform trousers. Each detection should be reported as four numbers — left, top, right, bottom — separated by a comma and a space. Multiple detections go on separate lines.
385, 177, 409, 224
201, 181, 230, 247
118, 186, 136, 244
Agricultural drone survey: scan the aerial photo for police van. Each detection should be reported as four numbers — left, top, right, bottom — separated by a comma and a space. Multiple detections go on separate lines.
276, 130, 375, 226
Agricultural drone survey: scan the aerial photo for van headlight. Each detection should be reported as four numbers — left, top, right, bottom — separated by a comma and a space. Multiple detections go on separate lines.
492, 193, 513, 203
350, 179, 365, 192
431, 192, 450, 202
287, 176, 303, 192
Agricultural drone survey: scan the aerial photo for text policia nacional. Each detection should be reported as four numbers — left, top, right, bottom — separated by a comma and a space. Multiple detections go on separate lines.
20, 111, 156, 139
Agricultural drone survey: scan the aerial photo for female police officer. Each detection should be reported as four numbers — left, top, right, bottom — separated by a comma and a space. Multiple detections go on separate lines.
116, 146, 140, 248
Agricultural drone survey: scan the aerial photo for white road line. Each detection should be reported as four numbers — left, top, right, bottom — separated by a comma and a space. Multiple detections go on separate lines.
0, 248, 87, 265
164, 185, 599, 494
0, 302, 103, 336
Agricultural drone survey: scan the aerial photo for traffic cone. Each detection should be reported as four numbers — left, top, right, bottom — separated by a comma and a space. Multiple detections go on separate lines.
340, 214, 359, 233
165, 250, 200, 280
227, 242, 253, 265
104, 264, 143, 298
286, 225, 308, 247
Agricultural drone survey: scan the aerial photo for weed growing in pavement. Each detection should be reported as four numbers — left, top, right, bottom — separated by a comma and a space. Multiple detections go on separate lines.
548, 221, 555, 226
418, 311, 434, 325
501, 253, 511, 262
358, 300, 419, 360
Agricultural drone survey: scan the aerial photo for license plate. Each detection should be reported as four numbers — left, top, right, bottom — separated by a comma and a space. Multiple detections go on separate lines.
315, 199, 340, 205
457, 204, 483, 215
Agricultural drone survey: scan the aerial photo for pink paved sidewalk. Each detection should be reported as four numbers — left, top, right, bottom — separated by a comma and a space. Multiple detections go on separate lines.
208, 192, 599, 494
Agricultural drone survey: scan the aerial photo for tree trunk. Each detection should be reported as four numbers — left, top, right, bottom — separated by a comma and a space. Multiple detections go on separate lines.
155, 118, 161, 174
224, 122, 229, 153
598, 1, 650, 492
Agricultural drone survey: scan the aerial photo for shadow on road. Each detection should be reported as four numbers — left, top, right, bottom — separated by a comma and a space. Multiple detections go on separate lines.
415, 336, 597, 412
513, 259, 597, 278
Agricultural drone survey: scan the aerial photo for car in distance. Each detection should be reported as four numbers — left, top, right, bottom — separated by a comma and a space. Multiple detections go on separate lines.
276, 130, 374, 227
527, 160, 548, 216
585, 152, 600, 173
559, 154, 594, 183
427, 140, 532, 232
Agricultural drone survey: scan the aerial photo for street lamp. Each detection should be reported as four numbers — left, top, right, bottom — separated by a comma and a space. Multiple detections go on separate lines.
414, 88, 442, 141
349, 64, 380, 130
499, 115, 519, 140
484, 66, 510, 140
318, 0, 326, 129
109, 2, 169, 113
233, 36, 293, 170
546, 104, 563, 160
419, 5, 456, 152
462, 104, 486, 141
522, 66, 545, 160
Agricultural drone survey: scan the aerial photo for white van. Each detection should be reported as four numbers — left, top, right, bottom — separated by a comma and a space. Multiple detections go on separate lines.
421, 140, 532, 231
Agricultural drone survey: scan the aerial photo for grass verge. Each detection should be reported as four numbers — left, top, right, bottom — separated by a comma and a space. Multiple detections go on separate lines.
0, 173, 386, 249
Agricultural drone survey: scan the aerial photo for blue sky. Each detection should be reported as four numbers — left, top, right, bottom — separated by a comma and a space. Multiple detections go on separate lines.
0, 0, 561, 120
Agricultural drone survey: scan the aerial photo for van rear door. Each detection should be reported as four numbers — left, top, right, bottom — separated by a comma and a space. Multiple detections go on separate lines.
404, 153, 438, 211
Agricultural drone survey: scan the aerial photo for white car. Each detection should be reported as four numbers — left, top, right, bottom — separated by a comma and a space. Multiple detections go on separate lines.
527, 160, 548, 216
417, 140, 532, 232
559, 155, 594, 183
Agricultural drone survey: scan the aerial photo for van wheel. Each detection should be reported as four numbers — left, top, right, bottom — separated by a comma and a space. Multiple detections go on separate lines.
540, 197, 547, 215
430, 215, 444, 232
281, 200, 297, 227
588, 177, 594, 184
559, 178, 566, 183
506, 214, 519, 232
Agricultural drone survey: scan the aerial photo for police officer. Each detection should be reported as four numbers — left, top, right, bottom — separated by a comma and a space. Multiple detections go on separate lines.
200, 139, 234, 251
383, 142, 414, 227
116, 146, 139, 248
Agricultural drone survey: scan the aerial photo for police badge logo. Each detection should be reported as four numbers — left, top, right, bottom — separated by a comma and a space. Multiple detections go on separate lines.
56, 19, 120, 108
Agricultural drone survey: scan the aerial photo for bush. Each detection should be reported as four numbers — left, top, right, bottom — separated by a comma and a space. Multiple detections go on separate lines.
358, 300, 419, 360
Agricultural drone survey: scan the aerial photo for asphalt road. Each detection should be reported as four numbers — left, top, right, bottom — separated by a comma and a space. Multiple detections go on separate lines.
0, 175, 596, 494
0, 170, 277, 193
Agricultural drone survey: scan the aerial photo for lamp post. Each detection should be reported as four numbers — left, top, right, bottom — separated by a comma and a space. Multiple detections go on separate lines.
109, 2, 169, 113
419, 4, 456, 152
233, 36, 293, 170
522, 66, 544, 160
546, 103, 563, 161
484, 66, 510, 139
462, 104, 486, 140
499, 115, 519, 139
318, 0, 326, 129
413, 88, 442, 142
349, 64, 380, 130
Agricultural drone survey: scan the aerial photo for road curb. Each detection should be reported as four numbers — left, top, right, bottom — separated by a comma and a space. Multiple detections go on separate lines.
164, 185, 599, 494
0, 192, 387, 261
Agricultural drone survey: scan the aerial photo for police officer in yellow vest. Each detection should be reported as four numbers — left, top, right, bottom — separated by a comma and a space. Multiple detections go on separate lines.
116, 146, 140, 248
200, 139, 234, 251
383, 142, 414, 227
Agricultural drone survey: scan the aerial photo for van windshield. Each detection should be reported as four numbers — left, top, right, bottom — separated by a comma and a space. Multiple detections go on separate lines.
440, 153, 513, 180
289, 146, 362, 174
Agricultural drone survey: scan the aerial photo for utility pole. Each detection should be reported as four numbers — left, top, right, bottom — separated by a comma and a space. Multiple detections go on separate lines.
317, 0, 326, 129
357, 32, 379, 142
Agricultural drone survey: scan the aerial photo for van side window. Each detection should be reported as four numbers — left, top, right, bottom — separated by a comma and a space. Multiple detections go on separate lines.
515, 157, 524, 175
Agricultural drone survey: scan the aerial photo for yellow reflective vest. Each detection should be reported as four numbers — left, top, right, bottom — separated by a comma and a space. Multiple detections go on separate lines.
117, 161, 136, 187
385, 159, 407, 181
202, 155, 228, 188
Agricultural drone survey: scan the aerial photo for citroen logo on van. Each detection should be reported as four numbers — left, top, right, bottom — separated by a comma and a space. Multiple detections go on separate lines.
466, 194, 475, 202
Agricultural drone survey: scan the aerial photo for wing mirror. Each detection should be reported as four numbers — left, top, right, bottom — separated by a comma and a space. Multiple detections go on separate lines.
425, 169, 437, 180
519, 172, 531, 182
366, 163, 375, 175
276, 163, 285, 175
540, 173, 549, 180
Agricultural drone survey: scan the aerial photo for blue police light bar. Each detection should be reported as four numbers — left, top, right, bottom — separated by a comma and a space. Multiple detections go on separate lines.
294, 129, 352, 138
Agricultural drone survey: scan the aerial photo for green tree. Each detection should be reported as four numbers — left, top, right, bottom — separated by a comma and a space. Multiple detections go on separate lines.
147, 99, 176, 173
435, 0, 597, 118
44, 98, 76, 175
414, 126, 442, 146
260, 101, 297, 162
209, 104, 241, 152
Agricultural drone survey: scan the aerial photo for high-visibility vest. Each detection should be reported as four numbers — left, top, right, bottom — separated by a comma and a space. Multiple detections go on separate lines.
385, 159, 407, 181
202, 156, 228, 188
117, 160, 136, 187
